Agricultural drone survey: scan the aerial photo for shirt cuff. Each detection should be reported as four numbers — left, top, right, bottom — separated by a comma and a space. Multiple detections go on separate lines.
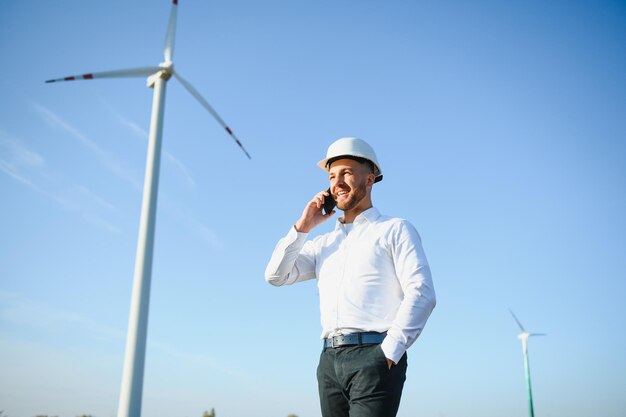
381, 335, 406, 364
289, 224, 309, 243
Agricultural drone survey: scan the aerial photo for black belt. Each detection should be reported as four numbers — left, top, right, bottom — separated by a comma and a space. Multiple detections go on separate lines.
323, 332, 386, 348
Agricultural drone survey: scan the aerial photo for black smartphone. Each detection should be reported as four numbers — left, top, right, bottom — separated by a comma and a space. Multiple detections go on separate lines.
322, 188, 336, 214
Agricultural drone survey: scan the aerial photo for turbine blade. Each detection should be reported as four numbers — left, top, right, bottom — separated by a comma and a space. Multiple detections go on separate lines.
163, 0, 179, 62
173, 71, 251, 159
45, 66, 160, 83
509, 309, 526, 332
529, 333, 547, 337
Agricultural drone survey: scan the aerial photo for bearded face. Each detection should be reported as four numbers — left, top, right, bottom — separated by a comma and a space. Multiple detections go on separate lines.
328, 159, 374, 215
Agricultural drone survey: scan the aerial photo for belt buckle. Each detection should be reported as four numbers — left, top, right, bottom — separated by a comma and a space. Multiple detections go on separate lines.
329, 334, 342, 348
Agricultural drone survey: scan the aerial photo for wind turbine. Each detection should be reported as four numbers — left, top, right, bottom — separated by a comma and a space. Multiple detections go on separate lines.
46, 2, 251, 417
510, 310, 546, 417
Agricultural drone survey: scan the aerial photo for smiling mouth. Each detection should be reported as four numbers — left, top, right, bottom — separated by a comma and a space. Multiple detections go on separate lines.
336, 190, 349, 199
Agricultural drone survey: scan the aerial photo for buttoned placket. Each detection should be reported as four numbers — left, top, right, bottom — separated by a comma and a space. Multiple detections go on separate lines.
333, 218, 366, 335
333, 222, 350, 335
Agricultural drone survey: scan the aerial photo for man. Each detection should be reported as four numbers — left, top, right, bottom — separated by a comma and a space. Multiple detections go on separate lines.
265, 137, 436, 417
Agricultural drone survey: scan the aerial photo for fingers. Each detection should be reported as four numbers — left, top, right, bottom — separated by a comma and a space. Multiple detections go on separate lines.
311, 190, 329, 210
295, 190, 333, 233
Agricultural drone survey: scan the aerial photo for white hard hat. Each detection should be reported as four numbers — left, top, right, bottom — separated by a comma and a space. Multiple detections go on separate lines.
317, 137, 383, 183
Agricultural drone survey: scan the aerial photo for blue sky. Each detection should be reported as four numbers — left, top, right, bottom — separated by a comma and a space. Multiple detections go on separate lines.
1, 1, 625, 417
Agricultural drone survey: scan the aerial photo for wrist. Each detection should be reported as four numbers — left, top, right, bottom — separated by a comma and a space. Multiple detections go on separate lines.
294, 219, 313, 233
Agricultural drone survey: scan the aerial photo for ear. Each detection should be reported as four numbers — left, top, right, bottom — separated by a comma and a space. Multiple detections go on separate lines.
366, 172, 375, 188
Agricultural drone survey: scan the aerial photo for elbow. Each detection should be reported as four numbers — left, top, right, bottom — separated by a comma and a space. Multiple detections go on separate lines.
264, 270, 286, 287
426, 288, 437, 313
416, 285, 436, 313
265, 275, 282, 287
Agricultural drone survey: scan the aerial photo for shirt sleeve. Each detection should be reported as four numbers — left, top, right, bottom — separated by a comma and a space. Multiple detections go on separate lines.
264, 226, 318, 286
381, 221, 436, 364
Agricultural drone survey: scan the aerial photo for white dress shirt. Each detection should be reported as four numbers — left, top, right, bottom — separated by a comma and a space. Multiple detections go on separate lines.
265, 207, 436, 364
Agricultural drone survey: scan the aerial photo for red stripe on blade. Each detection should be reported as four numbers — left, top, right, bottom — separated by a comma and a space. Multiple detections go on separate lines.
83, 74, 94, 80
64, 77, 76, 81
225, 127, 233, 135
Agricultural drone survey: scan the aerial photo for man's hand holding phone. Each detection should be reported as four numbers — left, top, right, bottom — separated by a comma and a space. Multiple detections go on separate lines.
322, 187, 336, 215
295, 189, 335, 233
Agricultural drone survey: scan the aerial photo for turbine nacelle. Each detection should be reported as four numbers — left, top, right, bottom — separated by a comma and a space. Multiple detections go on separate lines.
147, 62, 175, 87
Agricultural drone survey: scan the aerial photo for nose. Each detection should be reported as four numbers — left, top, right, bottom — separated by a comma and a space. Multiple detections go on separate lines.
330, 175, 346, 192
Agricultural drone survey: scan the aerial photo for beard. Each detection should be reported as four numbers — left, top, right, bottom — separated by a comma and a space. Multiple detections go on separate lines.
336, 180, 368, 212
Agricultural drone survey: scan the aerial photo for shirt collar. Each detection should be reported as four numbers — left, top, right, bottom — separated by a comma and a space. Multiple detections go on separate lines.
335, 207, 381, 230
359, 206, 381, 223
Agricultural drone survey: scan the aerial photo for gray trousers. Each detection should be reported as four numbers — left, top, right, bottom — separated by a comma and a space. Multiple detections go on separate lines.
317, 344, 407, 417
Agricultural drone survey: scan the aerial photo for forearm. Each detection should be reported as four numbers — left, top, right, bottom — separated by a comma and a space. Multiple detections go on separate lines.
381, 272, 436, 363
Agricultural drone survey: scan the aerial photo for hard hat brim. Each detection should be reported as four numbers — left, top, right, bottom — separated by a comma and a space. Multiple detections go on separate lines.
317, 155, 383, 183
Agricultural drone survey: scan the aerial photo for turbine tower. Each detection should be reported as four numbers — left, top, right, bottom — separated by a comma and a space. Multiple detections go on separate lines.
510, 310, 546, 417
46, 2, 250, 417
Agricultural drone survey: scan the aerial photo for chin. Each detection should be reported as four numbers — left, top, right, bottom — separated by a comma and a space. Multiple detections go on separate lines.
336, 201, 354, 212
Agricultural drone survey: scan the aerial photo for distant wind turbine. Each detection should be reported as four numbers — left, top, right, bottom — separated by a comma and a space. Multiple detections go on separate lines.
510, 310, 546, 417
46, 2, 251, 417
